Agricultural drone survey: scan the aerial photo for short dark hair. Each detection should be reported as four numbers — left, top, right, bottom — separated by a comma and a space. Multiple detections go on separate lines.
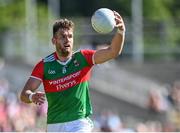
53, 18, 74, 37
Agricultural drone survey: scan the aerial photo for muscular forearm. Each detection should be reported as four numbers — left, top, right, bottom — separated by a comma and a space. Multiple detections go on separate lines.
20, 77, 43, 104
110, 11, 126, 57
110, 29, 125, 57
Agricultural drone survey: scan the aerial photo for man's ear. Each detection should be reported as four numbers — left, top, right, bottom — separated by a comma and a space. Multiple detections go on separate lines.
52, 38, 56, 45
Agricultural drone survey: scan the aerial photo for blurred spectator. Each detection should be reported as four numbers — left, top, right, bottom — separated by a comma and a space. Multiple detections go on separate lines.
162, 122, 176, 132
0, 97, 11, 131
95, 109, 134, 132
167, 80, 180, 107
145, 120, 163, 132
147, 88, 169, 125
135, 122, 149, 132
106, 111, 122, 132
148, 89, 168, 113
166, 80, 180, 131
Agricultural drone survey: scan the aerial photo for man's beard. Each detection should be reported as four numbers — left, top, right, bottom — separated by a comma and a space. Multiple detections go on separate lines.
59, 48, 71, 57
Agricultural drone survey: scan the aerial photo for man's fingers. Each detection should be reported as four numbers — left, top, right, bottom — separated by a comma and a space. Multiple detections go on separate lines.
113, 11, 122, 20
113, 11, 125, 29
35, 102, 44, 106
32, 92, 46, 105
39, 97, 45, 102
112, 11, 126, 32
34, 98, 45, 105
115, 19, 123, 26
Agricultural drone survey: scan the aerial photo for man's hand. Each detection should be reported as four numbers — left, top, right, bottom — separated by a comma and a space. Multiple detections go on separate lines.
113, 11, 126, 35
31, 91, 45, 105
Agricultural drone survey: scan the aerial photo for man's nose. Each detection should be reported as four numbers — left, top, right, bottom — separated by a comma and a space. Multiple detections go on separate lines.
65, 36, 70, 42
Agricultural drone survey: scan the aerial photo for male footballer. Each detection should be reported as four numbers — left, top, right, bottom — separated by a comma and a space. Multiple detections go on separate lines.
20, 11, 125, 132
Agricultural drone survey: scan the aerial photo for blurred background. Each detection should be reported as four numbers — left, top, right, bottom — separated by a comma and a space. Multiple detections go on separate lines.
0, 0, 180, 132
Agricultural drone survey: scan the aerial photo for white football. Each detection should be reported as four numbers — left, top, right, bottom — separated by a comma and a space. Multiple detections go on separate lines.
91, 8, 116, 34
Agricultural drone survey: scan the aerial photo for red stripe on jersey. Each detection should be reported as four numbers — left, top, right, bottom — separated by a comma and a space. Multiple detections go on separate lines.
31, 60, 44, 80
43, 67, 92, 93
81, 50, 95, 66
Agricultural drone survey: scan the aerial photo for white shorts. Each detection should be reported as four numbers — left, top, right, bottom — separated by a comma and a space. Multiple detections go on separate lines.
46, 117, 94, 132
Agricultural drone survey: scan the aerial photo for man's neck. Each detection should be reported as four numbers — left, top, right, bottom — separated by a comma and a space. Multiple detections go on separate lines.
56, 52, 72, 62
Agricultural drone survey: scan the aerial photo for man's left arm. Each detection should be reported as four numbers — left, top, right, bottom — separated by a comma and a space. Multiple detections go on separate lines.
94, 11, 125, 64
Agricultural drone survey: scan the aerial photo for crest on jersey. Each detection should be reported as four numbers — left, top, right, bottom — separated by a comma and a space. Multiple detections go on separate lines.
74, 60, 80, 67
62, 66, 67, 74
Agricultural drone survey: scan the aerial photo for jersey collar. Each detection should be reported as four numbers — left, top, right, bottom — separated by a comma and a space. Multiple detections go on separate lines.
54, 52, 72, 65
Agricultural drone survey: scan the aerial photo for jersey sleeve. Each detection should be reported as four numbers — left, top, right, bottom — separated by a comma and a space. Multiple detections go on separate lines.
81, 49, 96, 66
30, 60, 44, 81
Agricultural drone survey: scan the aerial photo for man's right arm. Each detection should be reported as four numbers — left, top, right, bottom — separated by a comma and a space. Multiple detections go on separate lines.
20, 78, 42, 103
20, 60, 45, 105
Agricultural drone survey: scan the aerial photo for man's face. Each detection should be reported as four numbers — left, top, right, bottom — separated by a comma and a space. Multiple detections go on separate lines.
53, 28, 73, 57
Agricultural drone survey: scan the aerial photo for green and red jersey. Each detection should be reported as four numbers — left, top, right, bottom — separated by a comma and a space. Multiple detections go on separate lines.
30, 50, 95, 124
